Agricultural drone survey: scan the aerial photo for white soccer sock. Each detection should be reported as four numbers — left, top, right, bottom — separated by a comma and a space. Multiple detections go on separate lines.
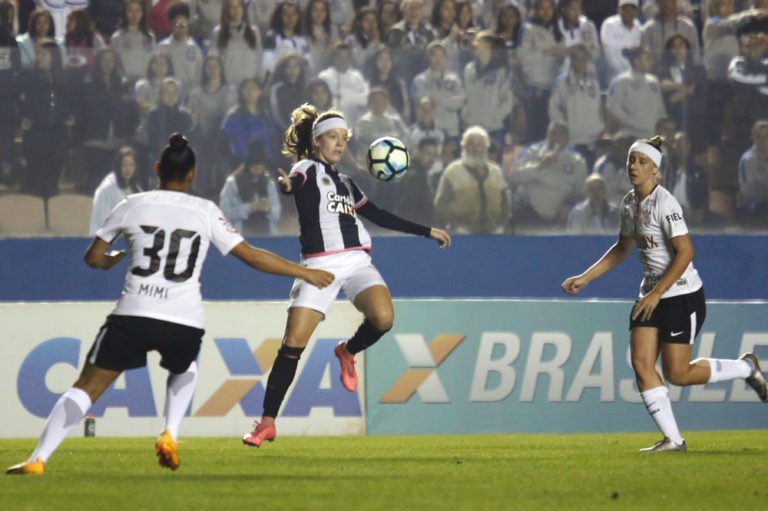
640, 386, 684, 445
704, 358, 751, 383
29, 387, 92, 463
163, 361, 198, 441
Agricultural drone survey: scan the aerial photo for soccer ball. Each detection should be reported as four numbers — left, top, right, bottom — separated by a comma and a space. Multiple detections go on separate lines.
367, 136, 409, 182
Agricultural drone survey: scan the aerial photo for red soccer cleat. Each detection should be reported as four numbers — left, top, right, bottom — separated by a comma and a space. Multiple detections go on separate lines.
334, 341, 358, 392
242, 421, 276, 447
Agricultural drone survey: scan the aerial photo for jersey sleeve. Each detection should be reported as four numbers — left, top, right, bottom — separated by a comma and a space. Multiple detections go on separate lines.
347, 177, 368, 207
659, 192, 689, 240
94, 198, 130, 243
208, 203, 245, 255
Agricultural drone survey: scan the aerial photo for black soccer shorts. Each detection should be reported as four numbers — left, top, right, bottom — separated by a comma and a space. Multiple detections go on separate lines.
629, 287, 706, 344
86, 315, 203, 373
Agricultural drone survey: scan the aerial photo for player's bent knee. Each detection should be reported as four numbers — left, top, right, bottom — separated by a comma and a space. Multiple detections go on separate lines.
368, 312, 394, 333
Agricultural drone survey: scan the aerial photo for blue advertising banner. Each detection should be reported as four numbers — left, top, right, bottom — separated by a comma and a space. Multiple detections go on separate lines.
365, 300, 768, 434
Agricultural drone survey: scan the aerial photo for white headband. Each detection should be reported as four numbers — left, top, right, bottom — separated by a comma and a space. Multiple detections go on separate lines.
629, 141, 662, 168
313, 117, 348, 139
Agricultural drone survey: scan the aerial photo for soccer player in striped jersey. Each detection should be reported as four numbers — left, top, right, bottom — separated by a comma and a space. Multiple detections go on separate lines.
561, 135, 768, 452
6, 134, 334, 475
242, 104, 451, 447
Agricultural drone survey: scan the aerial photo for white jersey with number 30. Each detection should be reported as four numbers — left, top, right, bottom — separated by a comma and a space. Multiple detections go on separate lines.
96, 190, 244, 328
619, 185, 703, 299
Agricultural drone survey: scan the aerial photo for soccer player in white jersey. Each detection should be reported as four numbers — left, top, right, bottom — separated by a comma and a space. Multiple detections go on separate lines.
242, 104, 451, 446
6, 134, 334, 475
561, 135, 768, 452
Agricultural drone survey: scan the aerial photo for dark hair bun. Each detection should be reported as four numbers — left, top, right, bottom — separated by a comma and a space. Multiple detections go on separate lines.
168, 133, 188, 150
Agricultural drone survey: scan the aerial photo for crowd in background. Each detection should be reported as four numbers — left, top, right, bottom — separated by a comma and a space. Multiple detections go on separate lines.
0, 0, 766, 236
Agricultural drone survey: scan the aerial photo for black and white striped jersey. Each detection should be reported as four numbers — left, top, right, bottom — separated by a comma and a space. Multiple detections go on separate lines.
289, 159, 373, 257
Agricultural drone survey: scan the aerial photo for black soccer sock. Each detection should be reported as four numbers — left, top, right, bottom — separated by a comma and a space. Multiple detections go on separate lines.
262, 345, 305, 418
345, 319, 390, 355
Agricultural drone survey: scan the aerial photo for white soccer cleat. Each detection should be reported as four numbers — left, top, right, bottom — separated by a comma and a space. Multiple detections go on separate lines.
639, 438, 687, 452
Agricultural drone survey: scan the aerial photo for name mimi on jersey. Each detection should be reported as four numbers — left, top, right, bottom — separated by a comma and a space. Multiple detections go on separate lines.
326, 192, 356, 216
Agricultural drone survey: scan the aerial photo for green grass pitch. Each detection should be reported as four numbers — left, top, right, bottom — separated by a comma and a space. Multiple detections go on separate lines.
2, 431, 767, 510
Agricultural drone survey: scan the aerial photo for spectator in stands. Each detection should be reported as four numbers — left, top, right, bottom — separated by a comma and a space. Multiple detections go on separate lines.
18, 40, 72, 198
211, 0, 263, 87
87, 0, 123, 42
111, 0, 155, 85
594, 134, 634, 207
600, 0, 642, 85
188, 54, 237, 198
412, 41, 464, 141
303, 0, 339, 76
262, 1, 310, 73
0, 0, 19, 177
220, 77, 281, 166
365, 47, 411, 122
444, 0, 475, 73
378, 0, 402, 38
355, 87, 412, 166
134, 54, 174, 145
410, 96, 446, 156
606, 45, 667, 139
728, 31, 768, 157
508, 120, 587, 227
149, 0, 183, 41
640, 0, 700, 73
495, 2, 524, 94
306, 77, 334, 111
519, 0, 565, 143
40, 0, 87, 39
701, 2, 766, 162
387, 137, 442, 223
640, 0, 695, 21
548, 43, 604, 168
64, 9, 106, 83
386, 0, 436, 83
318, 42, 369, 126
461, 31, 515, 156
146, 77, 192, 185
246, 0, 279, 36
658, 34, 709, 159
81, 47, 140, 191
434, 125, 510, 233
737, 119, 768, 221
62, 8, 105, 81
268, 52, 308, 132
187, 0, 224, 47
566, 173, 619, 234
430, 0, 456, 40
666, 131, 709, 223
17, 8, 59, 69
156, 3, 203, 98
346, 7, 384, 70
327, 0, 356, 36
88, 146, 142, 235
219, 140, 282, 235
555, 0, 600, 74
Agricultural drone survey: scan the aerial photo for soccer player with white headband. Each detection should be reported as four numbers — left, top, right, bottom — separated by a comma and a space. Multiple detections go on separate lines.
243, 104, 451, 447
561, 135, 768, 452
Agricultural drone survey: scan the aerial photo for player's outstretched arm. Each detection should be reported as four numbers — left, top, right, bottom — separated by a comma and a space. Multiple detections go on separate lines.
83, 237, 126, 270
229, 241, 334, 288
429, 228, 452, 249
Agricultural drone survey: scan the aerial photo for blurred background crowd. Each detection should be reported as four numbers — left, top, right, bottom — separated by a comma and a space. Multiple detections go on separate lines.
0, 0, 766, 237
